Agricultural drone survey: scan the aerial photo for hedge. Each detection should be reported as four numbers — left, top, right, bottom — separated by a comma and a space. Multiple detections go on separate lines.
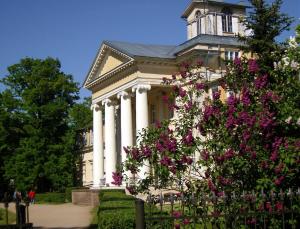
35, 192, 66, 203
98, 190, 136, 229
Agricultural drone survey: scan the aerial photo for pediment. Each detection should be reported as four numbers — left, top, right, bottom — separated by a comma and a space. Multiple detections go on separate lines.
84, 44, 133, 88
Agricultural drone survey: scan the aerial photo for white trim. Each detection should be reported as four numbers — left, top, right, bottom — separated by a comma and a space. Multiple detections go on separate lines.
92, 78, 164, 105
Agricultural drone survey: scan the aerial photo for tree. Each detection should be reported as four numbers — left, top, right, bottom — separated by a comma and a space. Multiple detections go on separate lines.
0, 57, 79, 192
239, 0, 293, 71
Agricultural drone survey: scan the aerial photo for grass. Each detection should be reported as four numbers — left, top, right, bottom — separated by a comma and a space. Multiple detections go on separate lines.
0, 208, 16, 225
35, 192, 66, 204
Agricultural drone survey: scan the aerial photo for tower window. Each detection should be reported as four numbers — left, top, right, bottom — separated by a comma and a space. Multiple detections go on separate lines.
222, 7, 232, 33
195, 11, 201, 35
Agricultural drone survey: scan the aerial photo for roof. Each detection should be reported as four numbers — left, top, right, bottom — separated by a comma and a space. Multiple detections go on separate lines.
103, 40, 176, 59
104, 34, 244, 59
170, 34, 245, 55
182, 0, 249, 19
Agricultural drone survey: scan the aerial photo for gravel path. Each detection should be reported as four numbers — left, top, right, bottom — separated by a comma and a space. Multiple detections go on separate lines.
1, 202, 93, 229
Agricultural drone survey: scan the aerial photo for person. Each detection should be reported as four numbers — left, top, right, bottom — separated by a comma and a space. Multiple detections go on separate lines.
13, 189, 22, 202
28, 189, 35, 204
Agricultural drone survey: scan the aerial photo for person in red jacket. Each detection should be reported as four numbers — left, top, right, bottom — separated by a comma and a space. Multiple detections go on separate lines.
28, 189, 36, 204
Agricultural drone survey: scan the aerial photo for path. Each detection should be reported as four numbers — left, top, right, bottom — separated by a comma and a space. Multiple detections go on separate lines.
1, 202, 93, 229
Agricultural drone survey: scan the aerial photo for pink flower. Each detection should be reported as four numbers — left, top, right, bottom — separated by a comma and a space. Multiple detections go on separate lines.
265, 202, 272, 212
181, 155, 193, 165
180, 70, 187, 78
250, 151, 257, 160
197, 59, 203, 66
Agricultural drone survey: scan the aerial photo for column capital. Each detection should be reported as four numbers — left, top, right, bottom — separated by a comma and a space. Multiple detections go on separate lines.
117, 91, 132, 100
102, 98, 117, 106
132, 84, 151, 93
91, 103, 101, 111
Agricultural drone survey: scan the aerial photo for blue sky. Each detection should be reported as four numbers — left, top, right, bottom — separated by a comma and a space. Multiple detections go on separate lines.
0, 0, 299, 99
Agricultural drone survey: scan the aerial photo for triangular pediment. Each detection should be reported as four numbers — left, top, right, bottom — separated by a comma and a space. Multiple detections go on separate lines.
83, 44, 133, 88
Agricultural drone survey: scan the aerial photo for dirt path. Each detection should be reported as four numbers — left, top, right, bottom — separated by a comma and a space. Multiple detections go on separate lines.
1, 202, 93, 229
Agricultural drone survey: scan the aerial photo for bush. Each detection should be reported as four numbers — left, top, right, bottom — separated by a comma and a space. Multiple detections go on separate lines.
35, 192, 65, 203
98, 190, 135, 229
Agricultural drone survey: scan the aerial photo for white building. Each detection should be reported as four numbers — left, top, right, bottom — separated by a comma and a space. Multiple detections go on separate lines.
82, 0, 248, 188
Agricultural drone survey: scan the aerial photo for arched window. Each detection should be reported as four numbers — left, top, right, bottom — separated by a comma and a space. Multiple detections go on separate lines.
222, 7, 232, 33
195, 10, 201, 35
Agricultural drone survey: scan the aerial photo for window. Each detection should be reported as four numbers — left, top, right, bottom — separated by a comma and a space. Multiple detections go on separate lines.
225, 51, 239, 61
195, 11, 201, 35
150, 104, 156, 124
222, 7, 232, 33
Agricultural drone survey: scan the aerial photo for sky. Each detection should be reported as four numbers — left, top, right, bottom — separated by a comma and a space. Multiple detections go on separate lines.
0, 0, 299, 99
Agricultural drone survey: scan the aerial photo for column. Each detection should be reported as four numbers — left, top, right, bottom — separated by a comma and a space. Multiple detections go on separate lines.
91, 103, 104, 189
132, 84, 151, 179
102, 98, 117, 186
118, 91, 133, 180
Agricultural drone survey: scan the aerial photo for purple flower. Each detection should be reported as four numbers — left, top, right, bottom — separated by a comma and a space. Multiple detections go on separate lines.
241, 87, 251, 106
196, 83, 205, 90
180, 70, 187, 78
259, 112, 274, 130
254, 74, 268, 89
172, 211, 182, 218
274, 176, 284, 186
270, 151, 278, 162
111, 172, 123, 186
201, 150, 210, 161
131, 148, 140, 160
275, 163, 284, 174
234, 57, 242, 66
224, 149, 234, 160
156, 141, 165, 152
178, 87, 187, 97
183, 130, 194, 146
181, 155, 193, 165
184, 101, 193, 111
226, 115, 236, 129
250, 151, 257, 160
213, 91, 220, 100
208, 179, 217, 192
183, 218, 190, 225
142, 146, 152, 158
227, 94, 238, 106
203, 105, 214, 121
248, 59, 259, 73
160, 155, 172, 166
242, 130, 251, 142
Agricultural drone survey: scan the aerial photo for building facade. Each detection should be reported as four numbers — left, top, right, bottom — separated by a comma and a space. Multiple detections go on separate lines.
82, 0, 247, 189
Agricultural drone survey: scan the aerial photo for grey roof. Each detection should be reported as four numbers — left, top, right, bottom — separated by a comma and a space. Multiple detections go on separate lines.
104, 34, 244, 59
170, 34, 245, 55
103, 40, 176, 59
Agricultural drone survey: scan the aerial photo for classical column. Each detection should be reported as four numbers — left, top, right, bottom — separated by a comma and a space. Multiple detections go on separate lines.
102, 98, 117, 186
117, 91, 133, 168
91, 103, 104, 189
132, 84, 151, 179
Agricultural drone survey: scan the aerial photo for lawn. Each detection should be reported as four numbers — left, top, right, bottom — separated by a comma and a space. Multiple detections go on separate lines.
0, 207, 16, 225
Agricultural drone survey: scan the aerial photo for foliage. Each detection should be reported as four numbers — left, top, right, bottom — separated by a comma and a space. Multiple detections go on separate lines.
0, 57, 91, 192
35, 192, 66, 204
